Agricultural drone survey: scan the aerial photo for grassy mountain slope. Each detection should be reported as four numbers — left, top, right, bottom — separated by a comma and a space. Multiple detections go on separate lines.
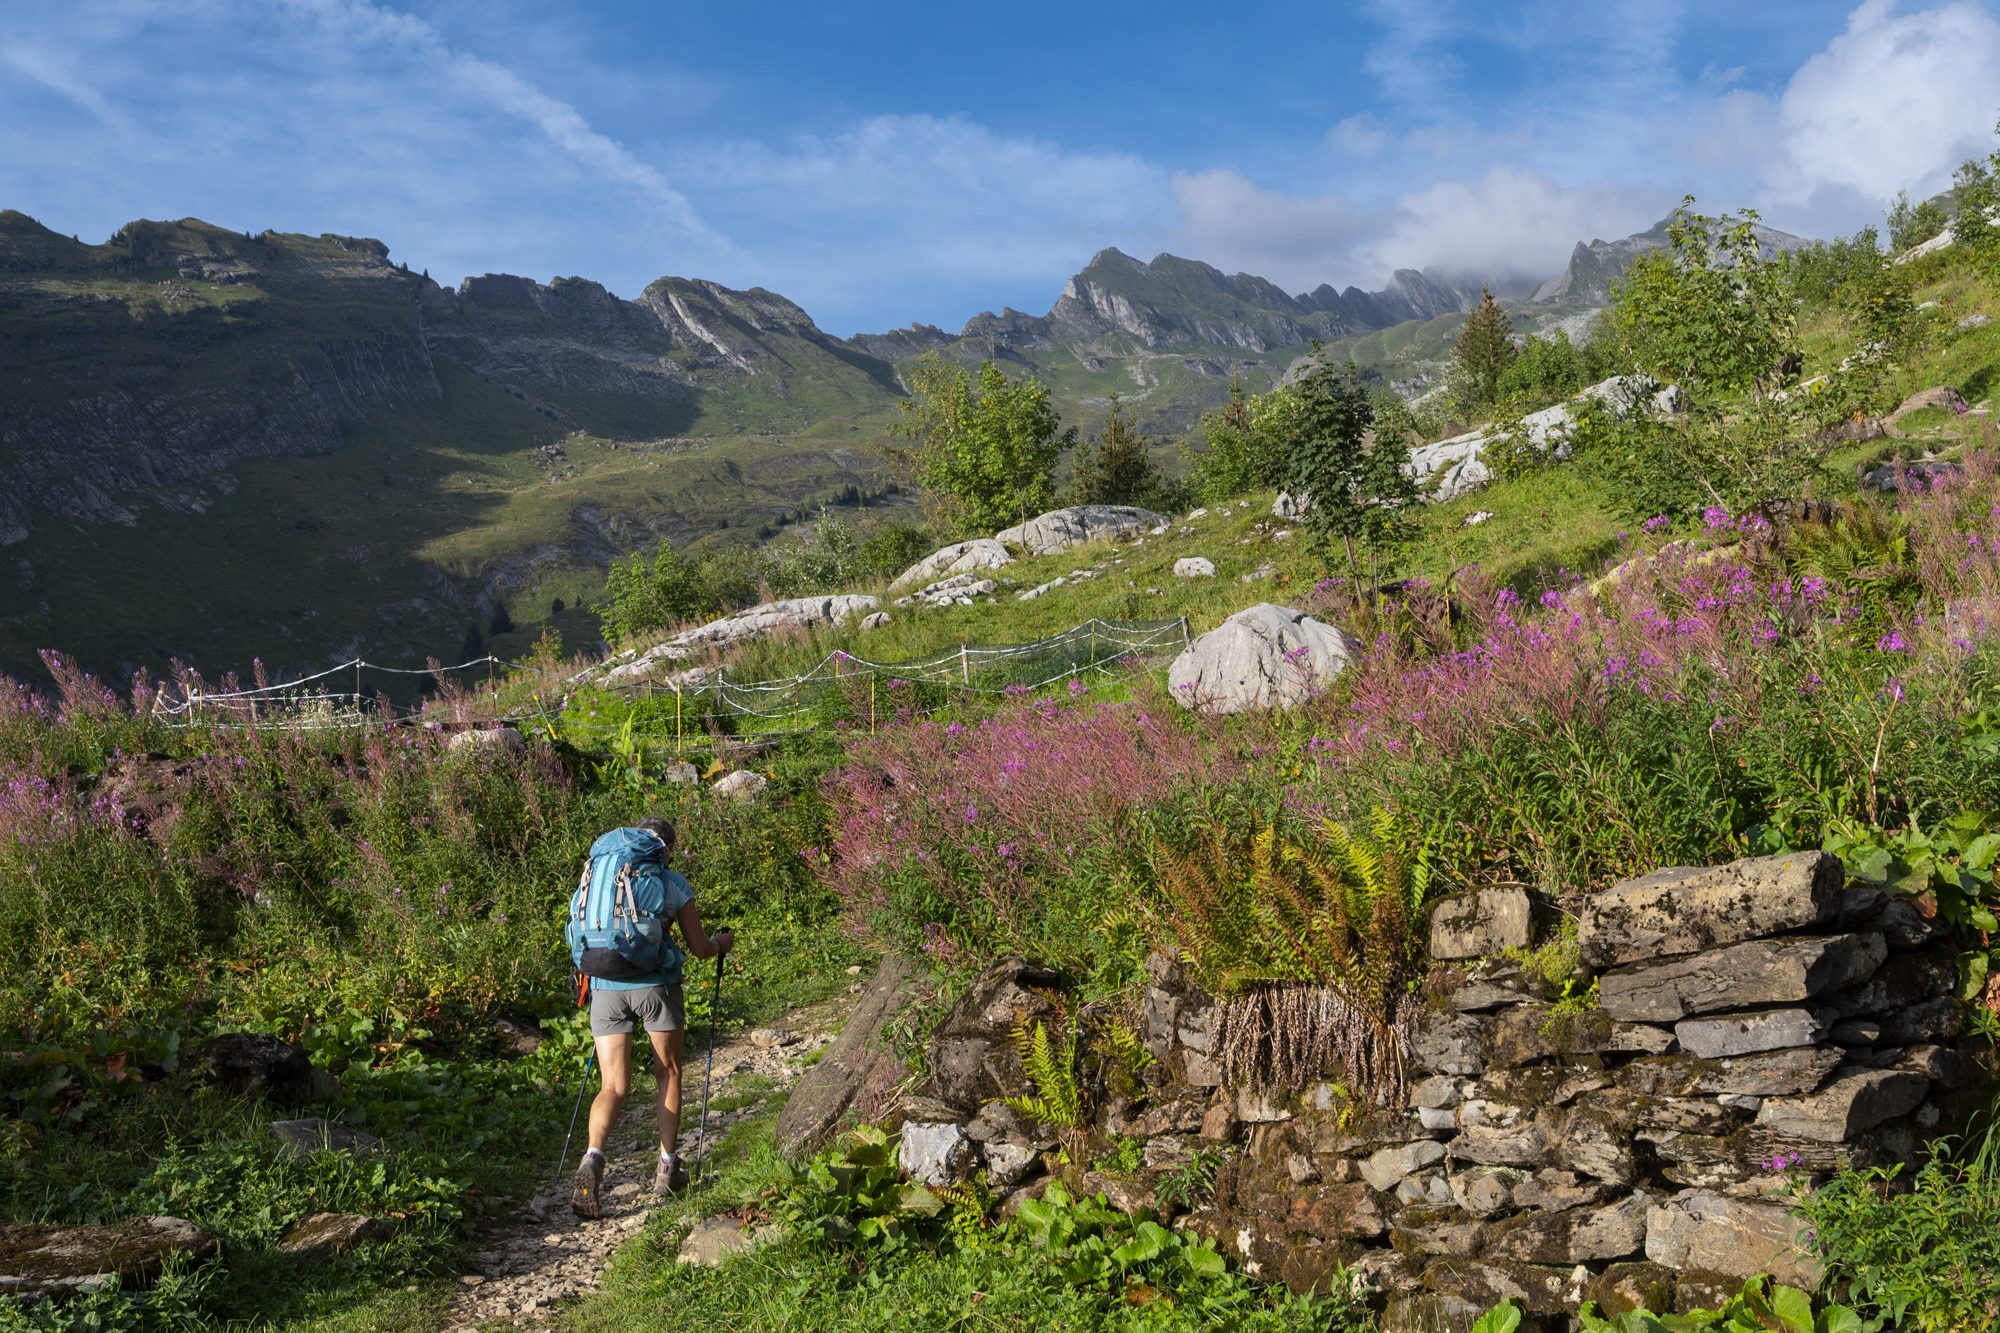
0, 206, 1773, 684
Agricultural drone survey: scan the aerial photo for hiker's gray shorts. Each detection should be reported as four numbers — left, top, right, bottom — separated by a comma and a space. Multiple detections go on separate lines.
588, 984, 685, 1036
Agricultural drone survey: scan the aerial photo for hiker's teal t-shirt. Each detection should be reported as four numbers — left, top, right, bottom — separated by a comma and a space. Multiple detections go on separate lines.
594, 866, 695, 992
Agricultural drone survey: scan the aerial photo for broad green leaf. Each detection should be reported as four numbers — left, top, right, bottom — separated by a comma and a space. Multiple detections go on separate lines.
1770, 1284, 1814, 1332
1471, 1301, 1524, 1333
1111, 1220, 1170, 1265
898, 1183, 945, 1217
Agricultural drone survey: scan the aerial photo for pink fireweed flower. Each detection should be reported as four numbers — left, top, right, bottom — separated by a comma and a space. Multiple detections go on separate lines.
1877, 630, 1909, 654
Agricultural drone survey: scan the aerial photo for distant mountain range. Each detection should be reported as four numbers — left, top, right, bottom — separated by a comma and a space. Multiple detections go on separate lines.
0, 205, 1808, 681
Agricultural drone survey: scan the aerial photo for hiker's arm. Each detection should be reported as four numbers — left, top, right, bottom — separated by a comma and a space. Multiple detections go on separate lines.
677, 901, 734, 959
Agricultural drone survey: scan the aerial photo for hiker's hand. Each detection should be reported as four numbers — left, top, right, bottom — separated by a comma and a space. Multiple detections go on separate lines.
713, 927, 735, 957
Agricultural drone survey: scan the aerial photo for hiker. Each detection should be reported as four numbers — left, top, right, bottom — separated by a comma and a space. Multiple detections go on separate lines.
565, 815, 733, 1218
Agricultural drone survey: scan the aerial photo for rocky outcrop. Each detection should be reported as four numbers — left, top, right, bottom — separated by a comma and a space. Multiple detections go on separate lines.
1409, 375, 1679, 502
994, 505, 1167, 556
1167, 604, 1357, 714
592, 595, 881, 686
1883, 385, 1968, 434
0, 1217, 219, 1300
895, 574, 998, 609
889, 539, 1014, 591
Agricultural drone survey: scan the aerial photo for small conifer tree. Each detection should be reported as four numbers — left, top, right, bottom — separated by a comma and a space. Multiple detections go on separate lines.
1068, 393, 1160, 506
1449, 287, 1517, 415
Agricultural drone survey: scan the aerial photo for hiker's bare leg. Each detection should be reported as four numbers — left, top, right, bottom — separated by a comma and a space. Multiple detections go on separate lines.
588, 1033, 633, 1151
649, 1028, 684, 1156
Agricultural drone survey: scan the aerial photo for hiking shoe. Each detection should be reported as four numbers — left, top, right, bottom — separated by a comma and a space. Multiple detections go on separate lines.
570, 1152, 605, 1219
652, 1153, 689, 1196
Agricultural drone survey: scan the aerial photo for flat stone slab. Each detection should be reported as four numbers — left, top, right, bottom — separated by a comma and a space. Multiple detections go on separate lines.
1598, 933, 1885, 1023
676, 1214, 775, 1267
269, 1119, 383, 1158
277, 1213, 393, 1264
0, 1217, 219, 1300
1754, 1067, 1929, 1142
1674, 1008, 1826, 1059
1580, 852, 1844, 968
1430, 888, 1532, 961
775, 955, 916, 1157
1645, 1192, 1816, 1286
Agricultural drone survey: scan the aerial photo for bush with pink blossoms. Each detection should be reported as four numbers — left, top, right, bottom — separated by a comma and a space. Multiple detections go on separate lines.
821, 681, 1239, 982
1288, 452, 2000, 907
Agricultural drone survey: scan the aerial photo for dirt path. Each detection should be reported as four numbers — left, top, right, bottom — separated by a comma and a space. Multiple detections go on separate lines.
443, 995, 848, 1330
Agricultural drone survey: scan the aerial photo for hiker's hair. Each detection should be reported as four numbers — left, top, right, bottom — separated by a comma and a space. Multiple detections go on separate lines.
636, 815, 675, 850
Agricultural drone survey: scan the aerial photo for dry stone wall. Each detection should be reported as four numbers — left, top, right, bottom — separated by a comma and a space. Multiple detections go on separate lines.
889, 853, 1982, 1332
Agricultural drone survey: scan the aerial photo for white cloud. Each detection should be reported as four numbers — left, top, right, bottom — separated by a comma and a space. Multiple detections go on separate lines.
277, 0, 720, 249
1166, 170, 1373, 291
0, 43, 133, 132
1327, 113, 1390, 156
1766, 0, 2000, 205
1360, 167, 1663, 281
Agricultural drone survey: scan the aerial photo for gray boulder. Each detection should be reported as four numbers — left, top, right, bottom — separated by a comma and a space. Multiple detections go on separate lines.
0, 1217, 219, 1300
1172, 556, 1216, 579
925, 958, 1062, 1111
1579, 852, 1845, 968
1885, 385, 1967, 433
1957, 312, 1993, 333
711, 770, 768, 802
447, 726, 525, 756
188, 1033, 315, 1107
994, 505, 1166, 555
889, 539, 1014, 591
1167, 603, 1357, 714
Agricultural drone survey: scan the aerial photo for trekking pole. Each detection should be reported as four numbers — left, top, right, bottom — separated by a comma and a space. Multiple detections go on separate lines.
692, 946, 725, 1187
555, 1051, 597, 1188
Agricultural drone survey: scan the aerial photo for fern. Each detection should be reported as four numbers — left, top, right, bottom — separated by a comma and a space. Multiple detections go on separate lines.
1143, 808, 1436, 1103
1002, 1016, 1084, 1134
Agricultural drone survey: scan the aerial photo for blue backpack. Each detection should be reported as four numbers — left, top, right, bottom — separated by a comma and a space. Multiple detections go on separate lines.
565, 828, 680, 982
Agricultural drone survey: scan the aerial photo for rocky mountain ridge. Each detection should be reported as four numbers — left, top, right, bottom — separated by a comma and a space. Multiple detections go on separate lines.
849, 248, 1506, 365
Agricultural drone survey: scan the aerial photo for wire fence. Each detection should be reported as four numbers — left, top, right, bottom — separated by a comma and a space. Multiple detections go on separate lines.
138, 618, 1192, 741
566, 618, 1192, 738
148, 656, 520, 731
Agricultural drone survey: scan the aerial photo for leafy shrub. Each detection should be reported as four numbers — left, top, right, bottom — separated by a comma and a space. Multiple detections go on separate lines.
1790, 1106, 2000, 1331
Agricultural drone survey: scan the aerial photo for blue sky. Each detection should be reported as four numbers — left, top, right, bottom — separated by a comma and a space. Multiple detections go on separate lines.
4, 1, 1999, 335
